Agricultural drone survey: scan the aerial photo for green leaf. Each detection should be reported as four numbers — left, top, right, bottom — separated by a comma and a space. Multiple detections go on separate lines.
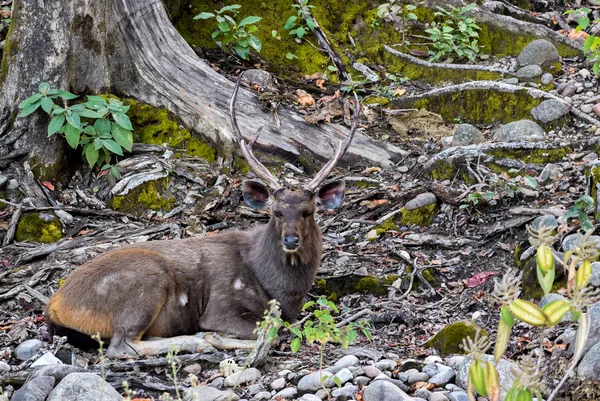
579, 17, 590, 30
248, 35, 262, 52
102, 139, 124, 156
18, 101, 42, 117
235, 45, 250, 60
110, 166, 120, 179
41, 97, 54, 114
286, 52, 297, 59
66, 111, 81, 129
333, 376, 342, 388
302, 301, 315, 310
290, 337, 301, 353
18, 93, 43, 109
58, 90, 78, 100
111, 124, 133, 152
306, 18, 315, 30
194, 12, 215, 19
284, 15, 297, 30
77, 108, 103, 119
48, 115, 65, 137
112, 112, 133, 130
64, 123, 81, 149
84, 143, 99, 168
218, 21, 230, 32
94, 137, 103, 150
239, 16, 261, 26
219, 4, 242, 13
296, 26, 306, 38
38, 82, 51, 93
584, 35, 595, 54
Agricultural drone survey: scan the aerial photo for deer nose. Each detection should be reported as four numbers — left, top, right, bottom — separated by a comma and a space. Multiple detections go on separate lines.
283, 236, 300, 250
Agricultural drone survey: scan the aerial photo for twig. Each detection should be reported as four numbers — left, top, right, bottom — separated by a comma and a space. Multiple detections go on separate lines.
336, 309, 370, 328
2, 202, 22, 246
0, 198, 20, 207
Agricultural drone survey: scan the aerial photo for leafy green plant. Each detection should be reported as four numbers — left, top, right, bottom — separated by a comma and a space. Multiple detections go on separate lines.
376, 0, 418, 44
18, 83, 133, 181
424, 3, 481, 62
563, 195, 595, 231
165, 346, 182, 401
464, 223, 599, 401
564, 8, 600, 75
460, 171, 538, 210
194, 5, 262, 60
284, 0, 316, 40
0, 6, 10, 34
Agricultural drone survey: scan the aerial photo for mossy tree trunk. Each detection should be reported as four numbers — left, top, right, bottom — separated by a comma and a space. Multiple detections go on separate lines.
0, 0, 407, 183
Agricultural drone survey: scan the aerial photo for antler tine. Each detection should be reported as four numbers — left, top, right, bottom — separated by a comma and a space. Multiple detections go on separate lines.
230, 73, 281, 190
305, 92, 360, 192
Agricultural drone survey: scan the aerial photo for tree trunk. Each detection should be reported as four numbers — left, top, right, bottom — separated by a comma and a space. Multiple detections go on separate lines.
0, 0, 406, 183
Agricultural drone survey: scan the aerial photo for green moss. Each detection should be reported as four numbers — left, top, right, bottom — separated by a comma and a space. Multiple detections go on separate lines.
426, 320, 488, 355
314, 274, 399, 297
400, 204, 438, 226
395, 88, 543, 125
362, 96, 390, 106
186, 137, 217, 163
347, 180, 378, 189
0, 1, 19, 83
109, 179, 175, 216
422, 267, 435, 282
485, 146, 571, 164
16, 212, 63, 243
375, 217, 397, 235
431, 160, 456, 181
521, 258, 566, 300
234, 157, 251, 174
591, 166, 600, 220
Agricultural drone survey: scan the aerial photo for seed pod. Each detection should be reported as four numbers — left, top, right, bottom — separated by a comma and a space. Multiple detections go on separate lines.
536, 245, 555, 274
542, 299, 571, 326
469, 361, 487, 398
509, 299, 547, 327
484, 361, 501, 401
576, 260, 592, 289
494, 317, 512, 363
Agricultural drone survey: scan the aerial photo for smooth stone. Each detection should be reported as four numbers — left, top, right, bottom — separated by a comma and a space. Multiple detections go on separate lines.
362, 365, 383, 379
224, 368, 262, 387
297, 371, 335, 392
373, 374, 411, 392
31, 352, 62, 367
253, 391, 271, 400
414, 388, 432, 399
15, 339, 43, 361
580, 68, 592, 79
503, 77, 519, 85
430, 393, 450, 401
539, 164, 562, 182
334, 354, 360, 367
47, 373, 122, 401
493, 120, 545, 142
27, 364, 86, 383
184, 386, 239, 401
541, 73, 553, 85
516, 39, 559, 68
593, 103, 600, 116
274, 387, 298, 399
374, 359, 398, 371
404, 192, 437, 210
578, 342, 600, 379
362, 380, 413, 401
332, 384, 359, 398
424, 356, 443, 365
299, 395, 322, 401
270, 377, 286, 391
353, 376, 371, 386
246, 384, 262, 395
530, 99, 570, 123
562, 85, 577, 97
429, 367, 456, 387
0, 361, 9, 372
341, 347, 383, 361
240, 69, 273, 89
591, 262, 600, 287
11, 376, 55, 401
335, 368, 354, 385
516, 65, 543, 82
406, 371, 430, 385
578, 302, 600, 356
447, 391, 470, 401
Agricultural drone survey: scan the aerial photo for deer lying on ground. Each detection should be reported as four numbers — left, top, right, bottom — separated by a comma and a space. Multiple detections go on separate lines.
46, 73, 360, 358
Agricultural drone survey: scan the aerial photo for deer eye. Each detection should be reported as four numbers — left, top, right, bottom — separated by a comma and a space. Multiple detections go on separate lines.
274, 211, 283, 218
302, 210, 312, 218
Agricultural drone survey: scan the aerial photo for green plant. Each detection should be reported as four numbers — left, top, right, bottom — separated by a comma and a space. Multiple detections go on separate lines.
459, 171, 537, 210
424, 3, 481, 62
0, 6, 10, 34
464, 224, 599, 401
91, 333, 107, 401
563, 195, 595, 231
194, 5, 262, 60
564, 8, 600, 75
284, 0, 316, 40
376, 0, 418, 44
18, 83, 133, 181
165, 346, 182, 401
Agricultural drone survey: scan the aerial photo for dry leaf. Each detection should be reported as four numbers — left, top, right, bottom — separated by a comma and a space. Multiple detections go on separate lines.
318, 90, 341, 103
359, 199, 388, 209
305, 72, 324, 79
296, 90, 315, 107
363, 166, 382, 174
393, 88, 406, 96
77, 229, 93, 236
315, 79, 326, 91
0, 9, 10, 18
41, 181, 55, 190
569, 29, 588, 40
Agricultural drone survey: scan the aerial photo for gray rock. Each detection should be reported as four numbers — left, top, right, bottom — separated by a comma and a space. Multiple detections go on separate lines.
539, 164, 562, 182
516, 65, 543, 82
335, 368, 354, 385
455, 356, 516, 394
0, 361, 9, 372
531, 215, 558, 231
414, 388, 432, 399
31, 352, 62, 367
341, 347, 383, 361
423, 363, 439, 377
447, 391, 470, 401
297, 371, 335, 392
374, 359, 397, 371
253, 391, 271, 400
47, 373, 122, 401
15, 339, 43, 361
224, 368, 262, 387
246, 384, 262, 395
562, 84, 577, 97
373, 374, 411, 392
274, 387, 298, 399
54, 210, 74, 226
493, 120, 545, 142
580, 68, 592, 79
299, 395, 322, 401
353, 376, 371, 386
353, 62, 379, 82
270, 377, 286, 391
530, 99, 570, 124
334, 354, 360, 367
332, 384, 359, 398
582, 104, 594, 114
516, 39, 560, 68
362, 380, 413, 401
405, 192, 437, 210
0, 175, 7, 188
28, 364, 86, 383
541, 73, 553, 85
11, 376, 55, 401
430, 393, 450, 401
184, 386, 240, 401
241, 69, 273, 89
540, 293, 572, 322
562, 234, 600, 252
591, 262, 600, 287
406, 370, 429, 384
362, 365, 383, 378
503, 77, 519, 85
428, 367, 455, 387
452, 124, 484, 146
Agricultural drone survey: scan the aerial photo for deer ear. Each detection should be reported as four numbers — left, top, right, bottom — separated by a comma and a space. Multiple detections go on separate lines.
242, 180, 271, 210
316, 180, 346, 210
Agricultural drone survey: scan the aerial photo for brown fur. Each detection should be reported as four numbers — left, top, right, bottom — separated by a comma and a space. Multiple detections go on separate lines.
47, 187, 332, 357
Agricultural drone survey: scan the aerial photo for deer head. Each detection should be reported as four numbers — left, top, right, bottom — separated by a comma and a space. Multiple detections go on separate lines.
230, 72, 359, 254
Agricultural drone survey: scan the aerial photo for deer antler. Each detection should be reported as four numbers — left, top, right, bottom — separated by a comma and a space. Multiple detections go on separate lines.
230, 72, 281, 190
304, 92, 360, 192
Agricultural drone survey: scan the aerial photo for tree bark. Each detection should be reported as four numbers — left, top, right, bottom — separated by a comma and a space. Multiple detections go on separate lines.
0, 0, 407, 181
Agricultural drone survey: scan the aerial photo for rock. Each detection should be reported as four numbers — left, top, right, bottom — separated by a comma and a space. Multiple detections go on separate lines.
11, 376, 55, 401
341, 347, 383, 361
530, 99, 570, 124
452, 124, 485, 146
31, 352, 63, 367
184, 386, 240, 401
540, 293, 572, 322
562, 234, 600, 252
240, 69, 273, 89
54, 210, 74, 226
297, 371, 335, 392
415, 388, 432, 399
28, 364, 86, 383
591, 262, 600, 287
270, 377, 286, 391
503, 77, 519, 85
47, 373, 122, 401
429, 367, 456, 387
15, 339, 43, 361
223, 368, 262, 387
580, 68, 592, 79
335, 354, 360, 367
246, 384, 262, 395
539, 164, 562, 182
0, 361, 9, 372
335, 368, 354, 385
374, 359, 398, 371
362, 380, 413, 401
516, 39, 560, 68
274, 387, 298, 399
405, 192, 437, 210
593, 103, 600, 116
447, 391, 470, 401
332, 384, 359, 398
426, 320, 487, 355
430, 393, 450, 401
579, 302, 600, 356
493, 120, 545, 142
582, 104, 594, 114
531, 215, 558, 231
541, 73, 553, 85
405, 369, 429, 384
353, 62, 379, 82
363, 365, 383, 378
299, 395, 322, 401
373, 374, 411, 392
353, 376, 371, 386
455, 356, 516, 394
253, 391, 271, 400
516, 65, 543, 82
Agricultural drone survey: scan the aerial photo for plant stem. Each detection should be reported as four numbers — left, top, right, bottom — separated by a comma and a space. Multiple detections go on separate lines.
318, 344, 330, 398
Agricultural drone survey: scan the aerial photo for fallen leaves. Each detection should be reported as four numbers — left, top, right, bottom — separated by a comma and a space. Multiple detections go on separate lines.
296, 90, 315, 107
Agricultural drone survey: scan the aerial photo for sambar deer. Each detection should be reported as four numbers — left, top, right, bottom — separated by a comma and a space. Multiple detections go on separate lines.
46, 73, 360, 358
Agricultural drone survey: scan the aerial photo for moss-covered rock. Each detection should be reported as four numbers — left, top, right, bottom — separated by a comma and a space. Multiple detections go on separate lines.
315, 274, 399, 298
400, 204, 438, 226
109, 178, 175, 216
375, 217, 397, 235
16, 212, 63, 243
521, 257, 566, 300
426, 320, 488, 355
